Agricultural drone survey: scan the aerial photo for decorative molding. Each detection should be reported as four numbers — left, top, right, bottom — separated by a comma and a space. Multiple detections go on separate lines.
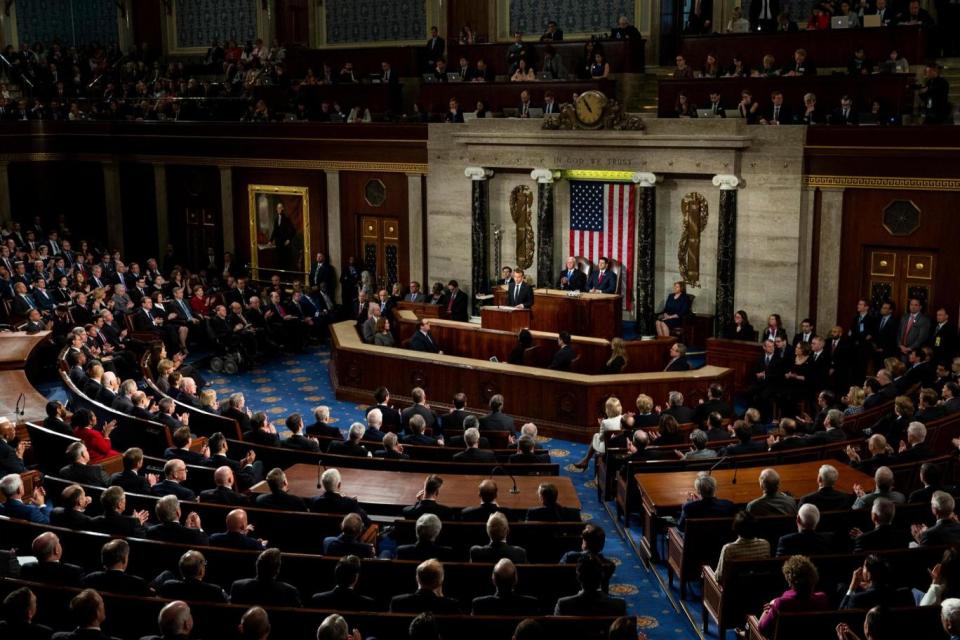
560, 169, 637, 181
804, 175, 960, 192
712, 174, 740, 191
530, 168, 558, 184
464, 166, 494, 181
631, 172, 658, 188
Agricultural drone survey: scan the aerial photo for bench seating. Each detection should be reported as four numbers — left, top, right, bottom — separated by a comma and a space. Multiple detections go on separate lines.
745, 606, 944, 640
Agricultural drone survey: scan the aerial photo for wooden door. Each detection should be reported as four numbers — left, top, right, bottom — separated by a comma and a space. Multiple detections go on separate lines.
184, 207, 219, 269
275, 0, 310, 46
360, 216, 401, 291
863, 247, 936, 312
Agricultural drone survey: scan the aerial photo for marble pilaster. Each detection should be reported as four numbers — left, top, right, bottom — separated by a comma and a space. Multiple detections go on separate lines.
465, 166, 493, 316
817, 188, 845, 331
325, 170, 342, 302
633, 172, 658, 337
407, 173, 424, 285
531, 169, 557, 288
713, 174, 740, 336
218, 166, 234, 254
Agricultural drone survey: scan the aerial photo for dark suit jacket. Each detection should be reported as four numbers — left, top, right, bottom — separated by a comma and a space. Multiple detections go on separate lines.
776, 530, 836, 556
311, 492, 370, 525
525, 504, 581, 522
453, 447, 496, 462
558, 268, 586, 291
50, 508, 97, 530
157, 578, 228, 602
146, 521, 209, 545
255, 491, 307, 512
367, 403, 402, 431
444, 289, 469, 321
401, 404, 438, 432
854, 524, 914, 552
677, 497, 736, 532
59, 462, 109, 487
839, 586, 914, 610
210, 530, 263, 550
81, 569, 153, 597
281, 434, 320, 451
554, 589, 626, 616
390, 589, 461, 614
51, 628, 120, 640
919, 518, 960, 546
506, 280, 534, 308
396, 541, 456, 562
199, 485, 249, 505
230, 577, 302, 607
108, 469, 151, 494
410, 330, 440, 353
92, 509, 147, 538
461, 502, 503, 522
322, 533, 374, 557
20, 560, 83, 586
305, 420, 342, 439
310, 586, 377, 611
471, 591, 540, 615
481, 410, 514, 432
151, 479, 196, 501
327, 440, 369, 458
548, 345, 576, 371
401, 499, 457, 521
470, 541, 528, 564
665, 357, 691, 372
800, 487, 854, 512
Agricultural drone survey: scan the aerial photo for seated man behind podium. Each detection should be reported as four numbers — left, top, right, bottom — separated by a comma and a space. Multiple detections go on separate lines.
409, 318, 441, 353
587, 257, 617, 294
453, 427, 496, 462
309, 555, 378, 611
506, 269, 534, 309
558, 256, 586, 291
402, 474, 456, 520
471, 559, 540, 615
470, 512, 528, 563
526, 482, 580, 522
510, 434, 550, 464
402, 414, 443, 446
312, 467, 371, 526
462, 479, 506, 521
548, 331, 576, 371
389, 559, 461, 614
397, 513, 455, 561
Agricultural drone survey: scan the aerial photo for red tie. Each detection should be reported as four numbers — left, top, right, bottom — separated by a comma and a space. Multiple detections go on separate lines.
447, 292, 455, 312
903, 315, 915, 343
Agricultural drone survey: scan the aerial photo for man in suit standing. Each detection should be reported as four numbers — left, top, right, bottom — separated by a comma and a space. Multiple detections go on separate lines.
424, 26, 445, 72
444, 280, 469, 321
664, 343, 691, 371
873, 300, 900, 368
405, 281, 426, 303
409, 318, 441, 353
931, 307, 957, 365
507, 269, 534, 309
548, 331, 576, 371
310, 252, 335, 292
587, 257, 617, 293
558, 256, 586, 291
686, 0, 713, 33
749, 0, 780, 32
899, 297, 932, 358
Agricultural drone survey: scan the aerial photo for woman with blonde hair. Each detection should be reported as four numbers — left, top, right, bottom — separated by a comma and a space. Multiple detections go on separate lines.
602, 337, 628, 373
843, 386, 865, 415
574, 395, 629, 470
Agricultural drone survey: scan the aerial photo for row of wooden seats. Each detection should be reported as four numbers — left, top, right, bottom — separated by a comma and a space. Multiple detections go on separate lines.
746, 606, 944, 640
702, 545, 946, 638
0, 516, 581, 613
0, 578, 619, 640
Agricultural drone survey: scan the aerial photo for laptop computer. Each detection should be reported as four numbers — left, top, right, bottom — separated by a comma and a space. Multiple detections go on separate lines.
725, 109, 744, 118
527, 108, 544, 118
503, 107, 520, 118
422, 73, 437, 83
831, 16, 850, 29
536, 71, 553, 81
697, 108, 719, 118
863, 14, 881, 27
446, 72, 462, 82
463, 112, 478, 122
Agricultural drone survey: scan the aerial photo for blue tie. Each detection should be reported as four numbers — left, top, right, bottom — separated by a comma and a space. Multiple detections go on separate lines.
179, 299, 192, 321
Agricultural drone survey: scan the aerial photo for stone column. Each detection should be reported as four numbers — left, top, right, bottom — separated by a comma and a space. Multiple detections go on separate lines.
530, 169, 557, 288
154, 164, 170, 257
632, 172, 658, 338
712, 174, 741, 336
816, 188, 845, 332
218, 166, 234, 254
465, 166, 493, 316
325, 170, 342, 302
102, 161, 124, 252
407, 173, 424, 285
0, 161, 11, 226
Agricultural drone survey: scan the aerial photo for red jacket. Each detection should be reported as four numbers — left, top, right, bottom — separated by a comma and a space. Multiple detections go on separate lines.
74, 427, 118, 462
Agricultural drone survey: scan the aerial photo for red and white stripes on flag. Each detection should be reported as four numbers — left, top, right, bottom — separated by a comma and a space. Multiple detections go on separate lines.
568, 181, 636, 310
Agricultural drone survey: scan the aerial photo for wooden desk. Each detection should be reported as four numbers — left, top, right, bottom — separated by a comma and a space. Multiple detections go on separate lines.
395, 301, 443, 319
253, 463, 581, 512
706, 337, 763, 392
492, 288, 622, 340
331, 320, 730, 441
449, 39, 646, 77
481, 306, 531, 333
679, 26, 927, 73
0, 331, 50, 370
419, 79, 614, 113
657, 74, 915, 118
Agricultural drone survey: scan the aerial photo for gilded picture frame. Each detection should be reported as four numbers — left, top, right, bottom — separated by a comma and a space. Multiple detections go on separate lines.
248, 185, 310, 285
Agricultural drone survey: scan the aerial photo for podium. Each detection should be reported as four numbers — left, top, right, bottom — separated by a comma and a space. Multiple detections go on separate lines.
492, 287, 622, 339
481, 306, 532, 333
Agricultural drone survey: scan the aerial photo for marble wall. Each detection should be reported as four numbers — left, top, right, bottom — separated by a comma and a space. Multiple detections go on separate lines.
426, 118, 809, 333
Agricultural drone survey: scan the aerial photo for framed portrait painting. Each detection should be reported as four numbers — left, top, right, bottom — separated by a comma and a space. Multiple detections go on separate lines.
248, 185, 310, 284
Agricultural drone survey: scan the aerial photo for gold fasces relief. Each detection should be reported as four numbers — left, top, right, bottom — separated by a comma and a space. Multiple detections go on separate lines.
509, 184, 536, 271
679, 193, 709, 288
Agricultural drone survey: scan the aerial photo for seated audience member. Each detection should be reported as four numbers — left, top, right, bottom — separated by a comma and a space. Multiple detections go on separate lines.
310, 554, 377, 611
548, 331, 576, 371
108, 447, 157, 493
663, 390, 694, 422
313, 468, 371, 525
402, 474, 456, 520
374, 432, 409, 459
738, 90, 760, 123
199, 466, 248, 505
164, 426, 211, 465
222, 392, 254, 433
364, 407, 387, 443
281, 413, 319, 451
683, 429, 718, 460
409, 318, 441, 353
81, 539, 153, 596
850, 497, 911, 551
147, 494, 209, 545
210, 508, 266, 550
255, 467, 307, 511
853, 466, 906, 510
677, 474, 736, 533
846, 434, 898, 474
760, 91, 792, 126
508, 329, 534, 365
43, 400, 73, 436
453, 427, 496, 462
757, 554, 830, 635
71, 409, 119, 463
917, 549, 960, 607
238, 606, 271, 640
20, 532, 83, 585
560, 524, 616, 592
840, 554, 914, 609
912, 491, 960, 547
206, 432, 262, 489
526, 482, 580, 522
59, 442, 110, 487
800, 464, 855, 511
328, 422, 371, 457
720, 421, 766, 456
481, 393, 514, 432
664, 343, 691, 372
554, 556, 626, 616
56, 590, 118, 640
397, 513, 454, 561
716, 511, 771, 581
0, 586, 53, 639
390, 559, 461, 613
306, 405, 341, 439
0, 472, 51, 523
151, 459, 196, 500
747, 468, 798, 516
782, 48, 816, 76
93, 486, 149, 537
909, 462, 956, 504
471, 558, 540, 615
323, 513, 375, 558
470, 512, 528, 563
694, 383, 733, 426
50, 484, 96, 530
230, 548, 302, 607
157, 550, 228, 602
776, 504, 835, 556
462, 479, 505, 521
402, 414, 442, 446
244, 412, 280, 446
896, 421, 932, 463
510, 434, 550, 464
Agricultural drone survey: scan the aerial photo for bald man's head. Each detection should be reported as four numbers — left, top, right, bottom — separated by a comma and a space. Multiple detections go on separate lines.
214, 466, 234, 488
239, 606, 271, 640
492, 558, 518, 592
225, 509, 248, 533
158, 601, 193, 637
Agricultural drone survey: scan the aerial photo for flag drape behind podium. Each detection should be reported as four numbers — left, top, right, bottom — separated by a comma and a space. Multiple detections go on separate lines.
569, 181, 636, 310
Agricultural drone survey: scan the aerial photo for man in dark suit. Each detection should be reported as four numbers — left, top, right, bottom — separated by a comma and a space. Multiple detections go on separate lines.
587, 258, 617, 294
230, 548, 302, 607
461, 479, 506, 522
872, 301, 900, 366
554, 556, 627, 616
558, 256, 586, 291
481, 394, 515, 432
913, 491, 960, 547
931, 307, 958, 365
470, 512, 528, 563
471, 559, 540, 615
676, 474, 736, 532
309, 554, 377, 611
156, 551, 228, 602
269, 203, 297, 271
146, 495, 209, 546
749, 0, 780, 31
108, 447, 156, 494
365, 386, 402, 433
409, 318, 441, 353
46, 588, 119, 640
839, 555, 915, 610
280, 413, 320, 451
799, 463, 855, 512
548, 331, 576, 371
664, 343, 691, 372
323, 513, 375, 557
453, 427, 497, 462
93, 486, 149, 537
760, 91, 793, 125
59, 442, 110, 487
776, 504, 835, 556
506, 269, 534, 309
424, 26, 445, 71
525, 482, 580, 522
209, 509, 266, 551
829, 95, 859, 126
373, 432, 408, 459
199, 467, 248, 506
510, 435, 550, 465
19, 532, 83, 586
401, 474, 457, 520
442, 280, 469, 321
444, 393, 473, 432
401, 387, 439, 433
80, 539, 153, 597
899, 297, 932, 358
663, 390, 695, 423
693, 383, 733, 427
313, 468, 371, 526
151, 459, 196, 501
254, 468, 308, 511
401, 414, 441, 446
396, 513, 455, 561
327, 423, 371, 458
390, 559, 461, 613
852, 497, 912, 552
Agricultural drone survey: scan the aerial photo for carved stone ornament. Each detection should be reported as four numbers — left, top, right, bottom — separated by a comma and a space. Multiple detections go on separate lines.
509, 184, 536, 271
882, 200, 921, 236
542, 94, 645, 131
678, 193, 709, 288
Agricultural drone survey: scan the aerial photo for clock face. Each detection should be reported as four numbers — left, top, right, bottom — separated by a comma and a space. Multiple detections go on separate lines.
575, 91, 607, 126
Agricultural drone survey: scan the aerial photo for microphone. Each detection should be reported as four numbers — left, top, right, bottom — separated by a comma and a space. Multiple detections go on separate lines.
316, 460, 327, 489
706, 455, 728, 476
731, 460, 739, 485
15, 393, 24, 422
490, 465, 520, 495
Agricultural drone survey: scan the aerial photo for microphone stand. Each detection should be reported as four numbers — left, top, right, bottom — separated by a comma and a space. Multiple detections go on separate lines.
490, 465, 520, 495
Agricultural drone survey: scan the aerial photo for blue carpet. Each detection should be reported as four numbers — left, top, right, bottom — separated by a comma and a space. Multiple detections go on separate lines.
195, 344, 699, 639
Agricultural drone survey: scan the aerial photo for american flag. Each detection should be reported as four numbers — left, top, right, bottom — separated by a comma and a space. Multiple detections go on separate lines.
569, 181, 636, 310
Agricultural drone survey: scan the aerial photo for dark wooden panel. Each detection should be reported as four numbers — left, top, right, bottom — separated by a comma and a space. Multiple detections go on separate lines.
679, 25, 927, 72
837, 189, 960, 324
658, 74, 914, 118
8, 161, 107, 243
339, 171, 409, 288
118, 162, 157, 261
165, 165, 222, 270
805, 126, 960, 180
448, 39, 646, 76
492, 287, 623, 340
705, 337, 763, 392
275, 0, 310, 46
419, 79, 615, 112
447, 0, 491, 43
130, 0, 164, 54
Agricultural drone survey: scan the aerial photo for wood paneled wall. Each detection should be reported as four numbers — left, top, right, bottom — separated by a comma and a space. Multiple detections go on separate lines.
165, 165, 222, 267
8, 162, 107, 245
338, 171, 410, 287
118, 163, 157, 260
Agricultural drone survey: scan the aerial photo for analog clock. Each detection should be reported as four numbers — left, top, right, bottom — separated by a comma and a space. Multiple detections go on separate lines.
575, 91, 608, 128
